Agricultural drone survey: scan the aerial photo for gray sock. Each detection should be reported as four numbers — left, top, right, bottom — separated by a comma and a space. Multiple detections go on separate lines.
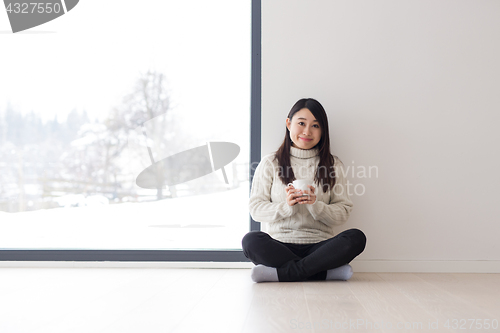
251, 264, 279, 283
326, 264, 353, 281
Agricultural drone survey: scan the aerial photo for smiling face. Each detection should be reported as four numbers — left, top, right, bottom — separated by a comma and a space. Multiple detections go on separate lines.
286, 108, 322, 149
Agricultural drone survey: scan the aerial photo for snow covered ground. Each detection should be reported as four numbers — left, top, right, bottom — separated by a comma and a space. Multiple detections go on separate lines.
0, 182, 251, 250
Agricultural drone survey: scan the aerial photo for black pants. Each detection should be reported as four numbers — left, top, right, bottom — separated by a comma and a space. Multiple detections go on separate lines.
241, 229, 366, 282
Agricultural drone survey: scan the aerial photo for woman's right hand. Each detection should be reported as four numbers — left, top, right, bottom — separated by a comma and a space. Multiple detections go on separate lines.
286, 184, 303, 206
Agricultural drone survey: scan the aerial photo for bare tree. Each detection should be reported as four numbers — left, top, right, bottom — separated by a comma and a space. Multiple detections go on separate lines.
108, 70, 174, 200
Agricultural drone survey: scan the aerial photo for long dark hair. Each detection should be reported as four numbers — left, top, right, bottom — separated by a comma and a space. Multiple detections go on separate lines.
274, 98, 336, 193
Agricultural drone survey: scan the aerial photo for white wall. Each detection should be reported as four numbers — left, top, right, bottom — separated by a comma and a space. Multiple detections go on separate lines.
262, 0, 500, 272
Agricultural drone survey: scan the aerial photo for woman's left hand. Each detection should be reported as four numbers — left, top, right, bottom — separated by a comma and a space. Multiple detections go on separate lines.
299, 185, 316, 205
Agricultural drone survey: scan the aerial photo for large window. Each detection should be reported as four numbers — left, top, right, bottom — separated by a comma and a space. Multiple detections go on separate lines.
0, 0, 260, 261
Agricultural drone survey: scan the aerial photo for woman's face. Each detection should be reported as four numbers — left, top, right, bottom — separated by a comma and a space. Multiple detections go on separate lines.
286, 108, 321, 150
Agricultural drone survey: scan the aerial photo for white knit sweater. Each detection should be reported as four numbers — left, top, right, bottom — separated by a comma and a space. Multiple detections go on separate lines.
249, 146, 354, 244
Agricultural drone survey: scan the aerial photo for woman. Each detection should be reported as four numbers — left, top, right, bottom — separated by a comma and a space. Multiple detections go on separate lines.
242, 98, 366, 282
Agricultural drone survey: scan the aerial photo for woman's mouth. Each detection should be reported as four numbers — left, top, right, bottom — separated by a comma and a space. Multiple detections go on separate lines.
300, 137, 312, 141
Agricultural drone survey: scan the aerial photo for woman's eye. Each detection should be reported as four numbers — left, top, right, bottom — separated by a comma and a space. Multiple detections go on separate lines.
297, 122, 319, 128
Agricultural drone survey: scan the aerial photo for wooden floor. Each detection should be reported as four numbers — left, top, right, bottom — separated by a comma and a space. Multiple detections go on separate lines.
0, 268, 499, 333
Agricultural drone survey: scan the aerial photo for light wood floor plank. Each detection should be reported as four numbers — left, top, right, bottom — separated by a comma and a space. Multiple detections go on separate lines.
0, 268, 150, 333
303, 277, 376, 333
38, 268, 191, 333
171, 269, 254, 333
1, 269, 499, 333
348, 273, 438, 332
378, 273, 496, 332
98, 269, 226, 333
242, 282, 310, 333
415, 273, 500, 320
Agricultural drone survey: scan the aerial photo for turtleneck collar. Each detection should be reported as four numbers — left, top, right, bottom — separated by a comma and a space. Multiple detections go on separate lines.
290, 145, 319, 159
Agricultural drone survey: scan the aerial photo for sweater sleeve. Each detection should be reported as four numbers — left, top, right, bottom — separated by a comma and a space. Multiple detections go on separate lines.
305, 159, 353, 227
249, 156, 298, 223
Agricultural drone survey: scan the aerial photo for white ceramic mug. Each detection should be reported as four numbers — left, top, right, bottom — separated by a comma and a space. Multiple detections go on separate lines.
287, 179, 313, 196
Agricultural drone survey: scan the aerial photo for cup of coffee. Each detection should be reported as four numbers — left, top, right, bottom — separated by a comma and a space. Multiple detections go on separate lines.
287, 179, 314, 196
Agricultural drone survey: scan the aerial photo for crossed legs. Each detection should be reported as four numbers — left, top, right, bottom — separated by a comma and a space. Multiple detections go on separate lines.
241, 229, 366, 282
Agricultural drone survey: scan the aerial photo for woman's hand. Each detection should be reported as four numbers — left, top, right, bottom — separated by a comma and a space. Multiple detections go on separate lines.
285, 185, 303, 206
286, 184, 316, 206
300, 185, 317, 205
